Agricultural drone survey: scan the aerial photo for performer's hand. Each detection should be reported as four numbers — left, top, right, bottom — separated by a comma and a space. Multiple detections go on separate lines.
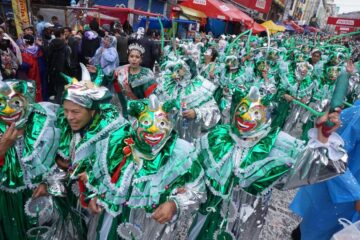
283, 94, 294, 102
86, 64, 97, 73
152, 200, 177, 224
88, 197, 102, 214
35, 38, 43, 46
32, 183, 49, 198
183, 109, 196, 120
209, 71, 215, 79
0, 123, 22, 156
300, 97, 307, 104
346, 59, 355, 74
55, 156, 70, 170
262, 71, 269, 81
316, 108, 341, 143
176, 187, 186, 194
355, 200, 360, 212
78, 172, 88, 183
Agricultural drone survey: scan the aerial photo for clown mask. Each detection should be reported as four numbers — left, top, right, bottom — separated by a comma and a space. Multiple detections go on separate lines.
231, 87, 269, 137
167, 60, 191, 83
268, 51, 278, 61
326, 66, 340, 82
218, 39, 227, 52
204, 48, 212, 57
130, 95, 173, 156
256, 60, 268, 73
0, 80, 34, 127
225, 56, 239, 71
295, 62, 313, 80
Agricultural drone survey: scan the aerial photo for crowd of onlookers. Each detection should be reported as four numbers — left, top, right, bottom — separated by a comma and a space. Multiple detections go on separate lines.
0, 15, 161, 103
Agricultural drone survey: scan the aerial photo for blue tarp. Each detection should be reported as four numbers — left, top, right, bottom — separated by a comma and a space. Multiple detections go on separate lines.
93, 0, 128, 7
134, 17, 196, 30
93, 0, 164, 14
206, 18, 226, 37
134, 0, 164, 14
276, 21, 295, 31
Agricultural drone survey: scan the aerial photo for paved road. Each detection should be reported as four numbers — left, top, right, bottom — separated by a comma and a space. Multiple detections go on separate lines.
260, 189, 301, 240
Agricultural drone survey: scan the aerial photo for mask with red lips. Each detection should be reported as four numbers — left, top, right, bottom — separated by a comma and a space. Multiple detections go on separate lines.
231, 86, 270, 138
0, 80, 34, 128
129, 95, 174, 156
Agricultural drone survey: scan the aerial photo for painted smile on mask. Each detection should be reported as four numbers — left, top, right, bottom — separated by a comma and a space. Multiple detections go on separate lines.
143, 132, 165, 146
0, 111, 22, 123
135, 110, 172, 151
235, 116, 257, 132
0, 94, 27, 125
327, 67, 340, 81
232, 94, 267, 136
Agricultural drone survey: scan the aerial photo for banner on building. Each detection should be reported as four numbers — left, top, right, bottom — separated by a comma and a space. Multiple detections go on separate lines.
335, 25, 356, 34
327, 17, 360, 27
233, 0, 272, 13
11, 0, 30, 36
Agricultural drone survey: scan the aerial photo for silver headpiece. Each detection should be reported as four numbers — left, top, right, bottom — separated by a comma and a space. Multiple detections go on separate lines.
128, 43, 145, 55
61, 63, 112, 109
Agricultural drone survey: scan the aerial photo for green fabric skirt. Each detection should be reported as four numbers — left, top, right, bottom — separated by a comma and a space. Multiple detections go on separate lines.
0, 189, 34, 240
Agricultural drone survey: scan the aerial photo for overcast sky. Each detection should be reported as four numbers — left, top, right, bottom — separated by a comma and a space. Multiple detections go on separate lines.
333, 0, 360, 14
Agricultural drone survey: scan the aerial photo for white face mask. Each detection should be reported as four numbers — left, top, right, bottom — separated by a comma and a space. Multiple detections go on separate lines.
204, 49, 212, 56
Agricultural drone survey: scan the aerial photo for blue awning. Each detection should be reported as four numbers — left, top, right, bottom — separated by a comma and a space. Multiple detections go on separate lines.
134, 17, 197, 30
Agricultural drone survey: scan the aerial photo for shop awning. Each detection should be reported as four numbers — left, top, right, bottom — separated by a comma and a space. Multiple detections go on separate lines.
135, 17, 173, 30
95, 5, 162, 20
327, 17, 360, 27
249, 22, 267, 34
86, 12, 120, 25
179, 5, 207, 18
261, 20, 285, 33
283, 20, 304, 33
179, 0, 253, 23
233, 0, 272, 14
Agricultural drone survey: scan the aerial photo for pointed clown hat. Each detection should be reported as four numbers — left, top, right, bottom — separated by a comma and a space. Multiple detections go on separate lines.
61, 63, 112, 109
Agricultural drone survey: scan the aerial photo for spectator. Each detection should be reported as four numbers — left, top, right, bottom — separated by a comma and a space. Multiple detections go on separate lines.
101, 24, 111, 36
21, 34, 44, 102
123, 20, 133, 35
47, 28, 70, 103
128, 27, 159, 69
51, 16, 62, 29
90, 35, 119, 88
0, 26, 22, 68
0, 49, 18, 80
64, 26, 80, 78
36, 15, 45, 37
16, 24, 35, 50
41, 22, 55, 49
114, 28, 128, 66
80, 20, 101, 64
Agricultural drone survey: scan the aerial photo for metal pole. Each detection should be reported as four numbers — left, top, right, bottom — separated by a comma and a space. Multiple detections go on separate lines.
146, 0, 153, 32
64, 9, 68, 27
26, 0, 33, 24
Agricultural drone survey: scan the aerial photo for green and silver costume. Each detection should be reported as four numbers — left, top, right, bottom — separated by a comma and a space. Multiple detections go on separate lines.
0, 79, 60, 240
85, 95, 206, 239
189, 87, 347, 240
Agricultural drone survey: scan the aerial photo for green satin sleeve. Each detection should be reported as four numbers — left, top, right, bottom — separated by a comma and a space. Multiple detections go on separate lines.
56, 108, 72, 160
0, 104, 59, 191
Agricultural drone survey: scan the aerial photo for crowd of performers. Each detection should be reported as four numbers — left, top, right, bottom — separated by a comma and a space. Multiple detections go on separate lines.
1, 31, 360, 240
